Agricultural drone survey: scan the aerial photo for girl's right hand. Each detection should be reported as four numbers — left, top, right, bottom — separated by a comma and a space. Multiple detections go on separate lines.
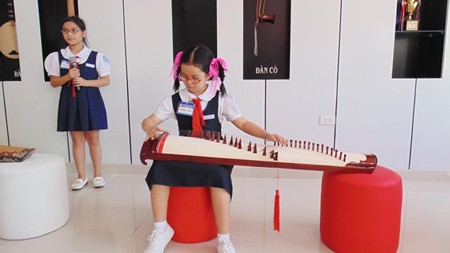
142, 114, 164, 140
145, 126, 165, 141
68, 68, 80, 79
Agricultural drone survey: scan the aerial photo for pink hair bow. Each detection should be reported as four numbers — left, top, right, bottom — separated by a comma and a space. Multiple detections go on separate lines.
171, 51, 183, 80
209, 58, 228, 93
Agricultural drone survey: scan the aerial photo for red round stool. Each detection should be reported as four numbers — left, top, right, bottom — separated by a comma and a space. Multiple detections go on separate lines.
320, 166, 402, 253
167, 187, 217, 243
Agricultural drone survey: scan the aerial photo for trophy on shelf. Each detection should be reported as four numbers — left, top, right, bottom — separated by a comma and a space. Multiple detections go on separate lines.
405, 0, 420, 30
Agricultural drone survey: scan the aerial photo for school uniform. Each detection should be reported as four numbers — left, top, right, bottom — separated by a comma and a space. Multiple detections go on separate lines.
145, 85, 242, 196
44, 46, 111, 131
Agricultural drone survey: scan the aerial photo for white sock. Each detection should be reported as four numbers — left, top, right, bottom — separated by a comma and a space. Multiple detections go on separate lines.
217, 233, 230, 241
154, 220, 168, 233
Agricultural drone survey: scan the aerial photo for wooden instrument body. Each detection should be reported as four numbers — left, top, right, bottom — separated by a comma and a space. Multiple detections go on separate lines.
67, 0, 76, 17
140, 132, 377, 173
0, 145, 35, 162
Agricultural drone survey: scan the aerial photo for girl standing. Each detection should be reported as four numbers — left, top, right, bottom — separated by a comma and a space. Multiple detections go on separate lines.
44, 16, 111, 190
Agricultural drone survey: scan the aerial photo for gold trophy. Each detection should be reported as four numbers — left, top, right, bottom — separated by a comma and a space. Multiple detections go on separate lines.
405, 0, 419, 30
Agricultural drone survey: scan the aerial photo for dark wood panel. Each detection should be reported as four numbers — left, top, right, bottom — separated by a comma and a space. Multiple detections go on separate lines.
38, 0, 79, 82
172, 0, 217, 58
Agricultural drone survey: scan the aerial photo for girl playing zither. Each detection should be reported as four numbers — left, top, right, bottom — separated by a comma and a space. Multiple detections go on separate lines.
141, 44, 286, 253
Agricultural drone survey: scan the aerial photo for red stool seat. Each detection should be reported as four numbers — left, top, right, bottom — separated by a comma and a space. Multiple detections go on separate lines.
320, 166, 402, 253
167, 187, 217, 243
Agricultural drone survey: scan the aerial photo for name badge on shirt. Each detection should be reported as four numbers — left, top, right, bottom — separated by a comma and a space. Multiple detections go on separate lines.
60, 60, 70, 69
204, 114, 215, 120
177, 101, 195, 116
86, 63, 95, 68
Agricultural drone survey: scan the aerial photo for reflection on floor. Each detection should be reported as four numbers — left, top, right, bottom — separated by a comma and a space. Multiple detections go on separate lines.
0, 164, 450, 253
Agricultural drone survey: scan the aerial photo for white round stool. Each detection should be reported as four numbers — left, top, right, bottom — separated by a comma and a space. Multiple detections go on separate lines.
0, 154, 70, 240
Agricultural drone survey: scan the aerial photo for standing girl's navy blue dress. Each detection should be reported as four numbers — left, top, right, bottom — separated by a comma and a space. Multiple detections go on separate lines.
56, 51, 108, 131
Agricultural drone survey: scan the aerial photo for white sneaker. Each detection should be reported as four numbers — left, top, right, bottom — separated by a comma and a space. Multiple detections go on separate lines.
217, 238, 236, 253
143, 225, 174, 253
71, 178, 88, 190
93, 176, 106, 188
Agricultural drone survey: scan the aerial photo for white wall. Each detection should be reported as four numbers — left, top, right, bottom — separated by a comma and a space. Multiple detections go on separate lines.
1, 0, 450, 171
336, 0, 415, 170
410, 65, 450, 170
408, 0, 450, 171
76, 0, 131, 164
0, 84, 7, 145
411, 78, 450, 171
266, 0, 341, 147
123, 0, 174, 164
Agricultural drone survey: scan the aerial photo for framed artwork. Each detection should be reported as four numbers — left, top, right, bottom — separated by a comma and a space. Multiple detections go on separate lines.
172, 0, 217, 58
243, 0, 291, 80
0, 0, 21, 81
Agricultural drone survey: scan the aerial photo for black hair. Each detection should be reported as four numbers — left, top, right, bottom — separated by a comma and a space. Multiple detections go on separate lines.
173, 44, 227, 95
61, 16, 89, 46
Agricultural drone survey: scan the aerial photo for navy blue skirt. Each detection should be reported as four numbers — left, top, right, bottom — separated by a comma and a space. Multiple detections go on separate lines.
145, 160, 234, 197
57, 85, 107, 131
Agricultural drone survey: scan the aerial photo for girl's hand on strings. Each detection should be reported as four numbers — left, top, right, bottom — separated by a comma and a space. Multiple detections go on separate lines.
265, 133, 288, 146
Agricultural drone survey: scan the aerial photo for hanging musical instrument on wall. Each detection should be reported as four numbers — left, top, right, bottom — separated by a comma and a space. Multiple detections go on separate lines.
140, 132, 377, 173
254, 0, 275, 56
67, 0, 75, 16
0, 0, 19, 60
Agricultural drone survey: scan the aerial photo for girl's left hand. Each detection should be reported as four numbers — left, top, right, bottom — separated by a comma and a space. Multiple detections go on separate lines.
73, 77, 86, 87
265, 133, 288, 146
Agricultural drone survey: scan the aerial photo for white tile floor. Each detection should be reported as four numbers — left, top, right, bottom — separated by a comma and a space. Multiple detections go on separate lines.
1, 164, 450, 253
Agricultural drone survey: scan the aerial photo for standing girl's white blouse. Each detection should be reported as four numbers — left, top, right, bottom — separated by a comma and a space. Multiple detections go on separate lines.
44, 46, 111, 77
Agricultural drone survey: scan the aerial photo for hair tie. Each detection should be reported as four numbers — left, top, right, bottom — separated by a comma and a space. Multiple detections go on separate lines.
171, 51, 184, 80
209, 58, 228, 79
209, 58, 228, 92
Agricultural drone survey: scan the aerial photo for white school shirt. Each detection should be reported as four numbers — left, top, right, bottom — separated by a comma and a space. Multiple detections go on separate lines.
155, 85, 242, 124
44, 46, 111, 77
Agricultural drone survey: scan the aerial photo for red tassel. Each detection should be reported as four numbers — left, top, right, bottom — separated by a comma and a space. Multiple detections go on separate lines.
273, 189, 280, 231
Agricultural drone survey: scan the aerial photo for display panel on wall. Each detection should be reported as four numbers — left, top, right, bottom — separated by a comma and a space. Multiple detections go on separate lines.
243, 0, 291, 80
0, 0, 21, 81
392, 0, 448, 78
38, 0, 79, 82
172, 0, 217, 58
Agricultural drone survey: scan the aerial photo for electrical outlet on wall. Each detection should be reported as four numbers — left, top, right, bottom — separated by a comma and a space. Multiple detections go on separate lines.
319, 115, 335, 125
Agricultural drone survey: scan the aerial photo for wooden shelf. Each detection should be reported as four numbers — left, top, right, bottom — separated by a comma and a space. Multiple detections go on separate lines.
392, 0, 448, 78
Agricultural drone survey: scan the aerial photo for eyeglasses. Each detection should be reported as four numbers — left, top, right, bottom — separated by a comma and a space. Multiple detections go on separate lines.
178, 74, 203, 84
61, 28, 81, 34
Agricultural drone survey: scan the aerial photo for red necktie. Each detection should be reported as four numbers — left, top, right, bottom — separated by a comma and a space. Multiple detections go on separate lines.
192, 98, 205, 136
